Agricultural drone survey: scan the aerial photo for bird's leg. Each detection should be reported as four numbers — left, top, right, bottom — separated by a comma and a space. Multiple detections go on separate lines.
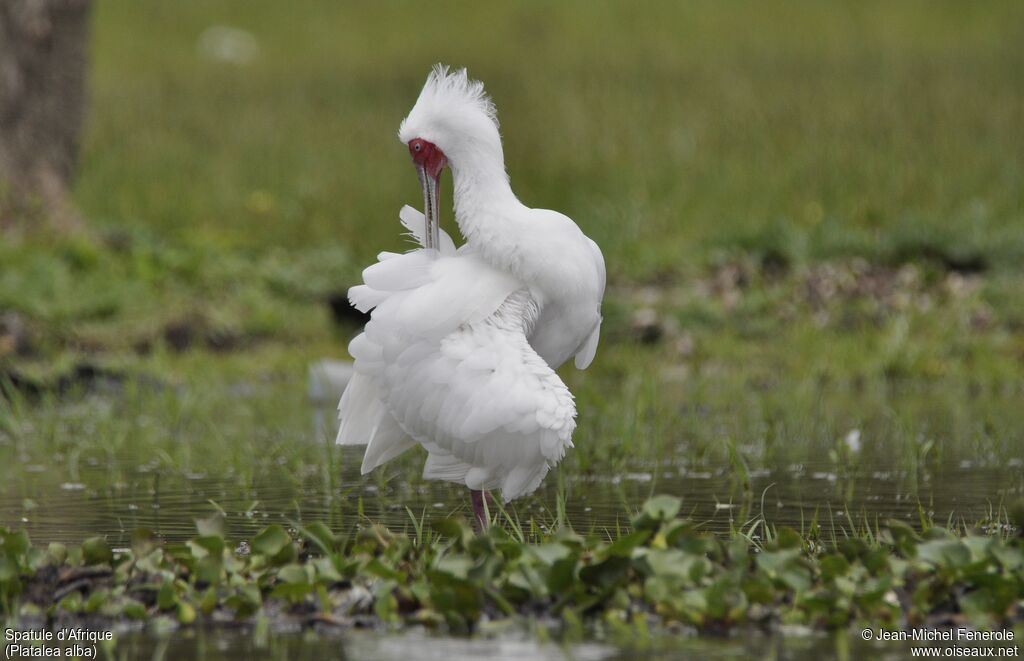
470, 489, 489, 532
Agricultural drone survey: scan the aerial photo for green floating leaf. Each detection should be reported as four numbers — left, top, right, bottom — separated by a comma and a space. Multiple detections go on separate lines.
82, 537, 113, 565
433, 554, 474, 581
819, 553, 850, 581
580, 555, 630, 590
529, 543, 572, 566
252, 524, 290, 557
1, 529, 30, 556
47, 542, 67, 565
188, 535, 226, 558
916, 539, 970, 569
195, 514, 225, 538
633, 496, 682, 530
298, 522, 337, 554
131, 529, 157, 558
277, 563, 309, 585
603, 530, 651, 558
157, 582, 178, 610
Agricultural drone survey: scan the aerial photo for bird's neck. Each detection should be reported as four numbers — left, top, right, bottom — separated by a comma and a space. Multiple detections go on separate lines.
450, 151, 521, 253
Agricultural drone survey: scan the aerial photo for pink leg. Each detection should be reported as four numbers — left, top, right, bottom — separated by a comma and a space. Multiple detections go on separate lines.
471, 489, 489, 531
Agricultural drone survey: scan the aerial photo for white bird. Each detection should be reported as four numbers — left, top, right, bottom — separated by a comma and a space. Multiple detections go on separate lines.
336, 66, 606, 528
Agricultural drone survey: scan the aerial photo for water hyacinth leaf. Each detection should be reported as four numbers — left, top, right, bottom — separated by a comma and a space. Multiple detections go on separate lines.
990, 544, 1024, 571
195, 514, 225, 539
252, 525, 291, 557
961, 536, 993, 563
1, 529, 30, 556
82, 537, 113, 565
157, 582, 178, 610
298, 522, 337, 555
0, 556, 17, 582
26, 548, 48, 571
432, 517, 472, 547
188, 535, 225, 559
819, 553, 850, 581
633, 496, 682, 530
915, 539, 971, 569
312, 556, 342, 583
603, 530, 650, 558
547, 557, 578, 594
433, 554, 474, 581
47, 542, 67, 564
640, 549, 699, 582
271, 581, 313, 603
529, 543, 571, 566
277, 563, 309, 585
580, 555, 631, 589
726, 537, 749, 564
756, 548, 800, 574
199, 587, 218, 614
130, 529, 157, 558
365, 558, 404, 582
356, 524, 400, 552
226, 584, 262, 616
195, 555, 223, 585
122, 599, 147, 620
742, 573, 775, 604
177, 600, 197, 624
775, 527, 802, 550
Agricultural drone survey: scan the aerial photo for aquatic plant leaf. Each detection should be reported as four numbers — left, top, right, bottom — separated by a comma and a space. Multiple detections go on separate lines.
433, 554, 474, 581
195, 514, 225, 539
47, 542, 67, 564
580, 555, 630, 589
188, 535, 225, 559
774, 527, 802, 550
633, 496, 682, 530
195, 555, 223, 585
82, 537, 113, 565
130, 529, 157, 558
277, 563, 309, 585
529, 543, 571, 566
547, 557, 578, 594
298, 522, 337, 555
818, 553, 850, 581
157, 582, 178, 610
252, 525, 293, 563
602, 530, 650, 558
0, 556, 17, 582
915, 539, 970, 569
1, 529, 30, 556
177, 601, 197, 624
990, 544, 1024, 571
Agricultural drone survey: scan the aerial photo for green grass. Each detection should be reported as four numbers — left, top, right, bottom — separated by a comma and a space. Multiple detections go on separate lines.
75, 0, 1024, 280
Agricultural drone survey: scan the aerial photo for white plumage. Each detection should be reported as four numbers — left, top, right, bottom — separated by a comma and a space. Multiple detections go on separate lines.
337, 66, 605, 504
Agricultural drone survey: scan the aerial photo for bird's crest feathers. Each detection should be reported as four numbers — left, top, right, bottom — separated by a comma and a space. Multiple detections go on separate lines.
398, 65, 500, 145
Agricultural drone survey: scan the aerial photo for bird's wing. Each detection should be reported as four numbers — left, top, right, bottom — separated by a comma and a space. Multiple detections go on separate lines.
338, 227, 576, 501
573, 236, 606, 369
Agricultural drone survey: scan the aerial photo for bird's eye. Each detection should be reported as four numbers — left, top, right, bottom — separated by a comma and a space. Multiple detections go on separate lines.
413, 143, 422, 152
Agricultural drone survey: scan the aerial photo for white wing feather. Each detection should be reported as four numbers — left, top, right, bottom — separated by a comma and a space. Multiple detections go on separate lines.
337, 207, 576, 501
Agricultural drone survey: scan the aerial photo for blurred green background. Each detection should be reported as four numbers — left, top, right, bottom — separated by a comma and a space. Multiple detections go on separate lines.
2, 0, 1022, 373
81, 1, 1023, 267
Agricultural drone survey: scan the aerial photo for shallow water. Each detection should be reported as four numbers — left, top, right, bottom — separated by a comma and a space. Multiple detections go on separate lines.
1, 377, 1021, 545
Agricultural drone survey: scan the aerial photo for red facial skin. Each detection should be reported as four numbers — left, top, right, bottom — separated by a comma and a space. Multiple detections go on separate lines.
408, 138, 448, 179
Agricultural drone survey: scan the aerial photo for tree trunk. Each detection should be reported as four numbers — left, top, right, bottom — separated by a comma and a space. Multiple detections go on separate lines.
0, 0, 91, 233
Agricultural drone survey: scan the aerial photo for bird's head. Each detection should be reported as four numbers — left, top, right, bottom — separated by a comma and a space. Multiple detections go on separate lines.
399, 65, 504, 248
